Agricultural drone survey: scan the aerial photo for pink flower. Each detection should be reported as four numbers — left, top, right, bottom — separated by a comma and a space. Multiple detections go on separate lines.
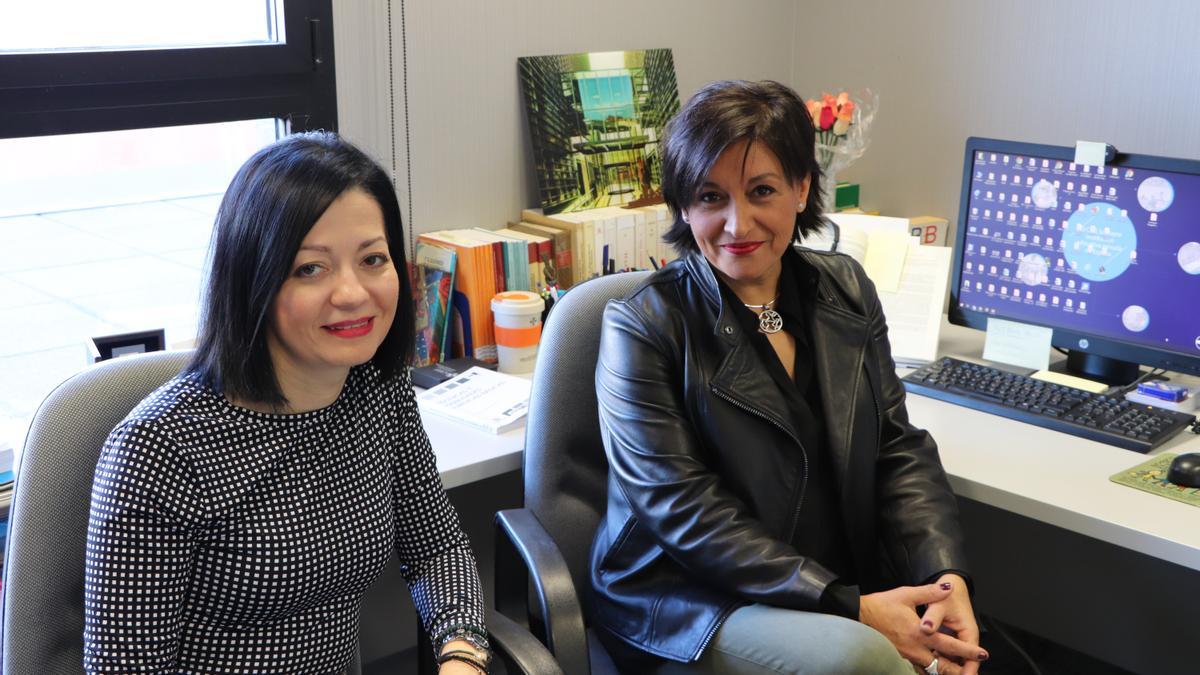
819, 104, 836, 130
806, 99, 822, 125
837, 100, 855, 122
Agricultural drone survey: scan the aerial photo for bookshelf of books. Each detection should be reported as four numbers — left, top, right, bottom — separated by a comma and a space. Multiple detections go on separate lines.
413, 204, 678, 365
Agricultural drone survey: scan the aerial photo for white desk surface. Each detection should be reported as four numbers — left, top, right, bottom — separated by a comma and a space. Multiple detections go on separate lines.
421, 408, 525, 490
911, 320, 1200, 572
420, 326, 1200, 571
417, 373, 532, 491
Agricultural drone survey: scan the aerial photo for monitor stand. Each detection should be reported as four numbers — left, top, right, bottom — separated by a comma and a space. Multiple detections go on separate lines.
1050, 350, 1142, 386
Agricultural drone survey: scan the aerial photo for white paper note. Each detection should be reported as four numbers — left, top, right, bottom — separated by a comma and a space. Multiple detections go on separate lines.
823, 213, 911, 277
983, 318, 1053, 371
863, 230, 912, 293
877, 242, 951, 367
1074, 140, 1107, 168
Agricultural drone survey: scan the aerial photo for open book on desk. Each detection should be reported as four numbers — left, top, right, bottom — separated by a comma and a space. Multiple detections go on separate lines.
416, 367, 532, 434
800, 214, 952, 367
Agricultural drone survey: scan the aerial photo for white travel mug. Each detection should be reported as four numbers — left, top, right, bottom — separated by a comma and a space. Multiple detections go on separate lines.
491, 291, 546, 374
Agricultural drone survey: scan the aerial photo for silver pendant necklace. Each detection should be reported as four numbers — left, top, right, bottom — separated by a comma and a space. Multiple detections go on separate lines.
744, 296, 783, 334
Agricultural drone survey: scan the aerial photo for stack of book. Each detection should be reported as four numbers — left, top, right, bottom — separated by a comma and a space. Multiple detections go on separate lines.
414, 204, 680, 364
417, 230, 505, 364
518, 203, 677, 282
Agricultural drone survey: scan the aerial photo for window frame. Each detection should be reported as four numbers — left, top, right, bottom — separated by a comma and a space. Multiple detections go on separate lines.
0, 0, 336, 138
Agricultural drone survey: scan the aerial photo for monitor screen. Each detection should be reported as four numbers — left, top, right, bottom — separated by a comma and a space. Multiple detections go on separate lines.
949, 137, 1200, 382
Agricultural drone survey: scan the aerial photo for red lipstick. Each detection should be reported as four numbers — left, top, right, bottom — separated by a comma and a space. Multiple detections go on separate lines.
721, 241, 763, 255
323, 316, 374, 338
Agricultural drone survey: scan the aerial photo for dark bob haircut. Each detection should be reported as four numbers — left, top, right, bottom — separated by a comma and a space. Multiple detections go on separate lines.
661, 80, 824, 255
187, 131, 413, 408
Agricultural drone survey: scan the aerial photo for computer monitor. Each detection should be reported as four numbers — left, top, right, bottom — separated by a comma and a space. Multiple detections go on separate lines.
949, 137, 1200, 385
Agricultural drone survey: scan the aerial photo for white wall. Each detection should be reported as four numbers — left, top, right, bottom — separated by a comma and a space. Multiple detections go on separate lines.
337, 0, 1200, 244
334, 0, 797, 247
789, 0, 1200, 226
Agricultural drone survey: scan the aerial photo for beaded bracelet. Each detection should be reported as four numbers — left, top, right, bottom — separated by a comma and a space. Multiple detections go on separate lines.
437, 626, 491, 655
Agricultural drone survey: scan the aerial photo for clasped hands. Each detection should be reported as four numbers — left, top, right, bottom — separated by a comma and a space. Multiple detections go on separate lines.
859, 574, 988, 675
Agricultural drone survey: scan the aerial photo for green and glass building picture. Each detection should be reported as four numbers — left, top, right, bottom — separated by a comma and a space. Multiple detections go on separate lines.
519, 49, 680, 214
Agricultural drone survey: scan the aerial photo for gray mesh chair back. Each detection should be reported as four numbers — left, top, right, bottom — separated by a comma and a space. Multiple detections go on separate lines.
0, 351, 191, 673
523, 271, 651, 614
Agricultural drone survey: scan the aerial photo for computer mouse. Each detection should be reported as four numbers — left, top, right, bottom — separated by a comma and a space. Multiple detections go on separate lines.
1167, 452, 1200, 488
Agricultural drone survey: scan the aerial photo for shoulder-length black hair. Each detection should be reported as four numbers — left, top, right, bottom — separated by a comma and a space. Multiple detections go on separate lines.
661, 80, 824, 255
187, 131, 413, 407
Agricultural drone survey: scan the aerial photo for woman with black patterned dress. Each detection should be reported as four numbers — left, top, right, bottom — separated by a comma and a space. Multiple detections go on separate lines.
83, 132, 490, 674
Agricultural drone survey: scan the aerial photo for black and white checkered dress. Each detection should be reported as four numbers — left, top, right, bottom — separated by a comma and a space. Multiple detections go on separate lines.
83, 363, 486, 673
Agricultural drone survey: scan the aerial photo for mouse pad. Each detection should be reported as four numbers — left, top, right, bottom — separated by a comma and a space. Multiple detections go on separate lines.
1109, 453, 1200, 508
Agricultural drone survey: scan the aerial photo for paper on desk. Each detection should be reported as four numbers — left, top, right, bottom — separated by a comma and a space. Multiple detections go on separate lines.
983, 318, 1052, 371
825, 213, 911, 291
1031, 369, 1108, 394
862, 231, 913, 293
834, 227, 869, 263
799, 220, 838, 252
878, 241, 951, 367
417, 367, 531, 434
826, 212, 910, 236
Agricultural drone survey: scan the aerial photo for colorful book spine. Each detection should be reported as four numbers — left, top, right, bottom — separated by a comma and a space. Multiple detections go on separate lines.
417, 232, 498, 363
509, 220, 570, 288
413, 242, 457, 366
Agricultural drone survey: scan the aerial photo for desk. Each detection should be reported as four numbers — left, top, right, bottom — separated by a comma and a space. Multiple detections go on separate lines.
908, 320, 1200, 674
421, 411, 525, 489
414, 327, 1200, 673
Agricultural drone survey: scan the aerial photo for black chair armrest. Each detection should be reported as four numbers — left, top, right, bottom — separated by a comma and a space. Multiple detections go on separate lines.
486, 607, 564, 675
494, 508, 590, 675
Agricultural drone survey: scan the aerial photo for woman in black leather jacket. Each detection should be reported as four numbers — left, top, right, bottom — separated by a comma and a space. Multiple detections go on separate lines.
590, 81, 986, 675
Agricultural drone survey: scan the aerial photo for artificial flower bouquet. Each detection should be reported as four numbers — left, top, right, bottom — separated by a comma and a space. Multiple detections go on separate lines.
804, 90, 878, 209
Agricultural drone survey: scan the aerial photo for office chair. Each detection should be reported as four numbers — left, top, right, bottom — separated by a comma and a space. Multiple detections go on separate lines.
1, 350, 194, 674
493, 271, 653, 675
0, 350, 558, 675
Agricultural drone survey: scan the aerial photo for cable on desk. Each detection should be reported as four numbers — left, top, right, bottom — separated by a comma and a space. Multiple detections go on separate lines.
1108, 367, 1166, 398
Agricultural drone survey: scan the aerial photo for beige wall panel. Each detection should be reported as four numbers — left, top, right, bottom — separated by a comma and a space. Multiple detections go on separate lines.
337, 0, 797, 244
789, 0, 1200, 230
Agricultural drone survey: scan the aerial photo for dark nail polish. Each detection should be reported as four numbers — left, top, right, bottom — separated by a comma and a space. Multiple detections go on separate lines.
978, 650, 989, 661
939, 582, 952, 590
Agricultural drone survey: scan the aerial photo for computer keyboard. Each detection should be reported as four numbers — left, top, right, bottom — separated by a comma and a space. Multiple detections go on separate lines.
901, 357, 1197, 453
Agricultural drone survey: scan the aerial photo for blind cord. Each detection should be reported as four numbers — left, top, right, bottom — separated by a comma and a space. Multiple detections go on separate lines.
386, 0, 415, 261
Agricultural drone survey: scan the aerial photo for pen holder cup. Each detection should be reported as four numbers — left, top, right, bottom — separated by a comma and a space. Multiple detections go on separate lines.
491, 291, 546, 374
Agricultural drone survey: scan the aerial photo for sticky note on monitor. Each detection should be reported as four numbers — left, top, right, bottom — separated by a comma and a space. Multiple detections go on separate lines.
983, 318, 1052, 371
1074, 140, 1108, 168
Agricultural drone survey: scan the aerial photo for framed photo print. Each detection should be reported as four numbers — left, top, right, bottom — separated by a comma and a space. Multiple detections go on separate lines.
89, 328, 167, 363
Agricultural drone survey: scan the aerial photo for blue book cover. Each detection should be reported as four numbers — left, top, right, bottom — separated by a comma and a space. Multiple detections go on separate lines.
413, 242, 457, 367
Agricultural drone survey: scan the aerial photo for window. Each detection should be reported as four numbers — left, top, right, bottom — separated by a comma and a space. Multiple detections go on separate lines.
3, 1, 282, 52
0, 0, 336, 455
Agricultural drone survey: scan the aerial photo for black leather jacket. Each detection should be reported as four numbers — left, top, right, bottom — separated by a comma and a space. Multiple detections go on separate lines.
589, 248, 968, 663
